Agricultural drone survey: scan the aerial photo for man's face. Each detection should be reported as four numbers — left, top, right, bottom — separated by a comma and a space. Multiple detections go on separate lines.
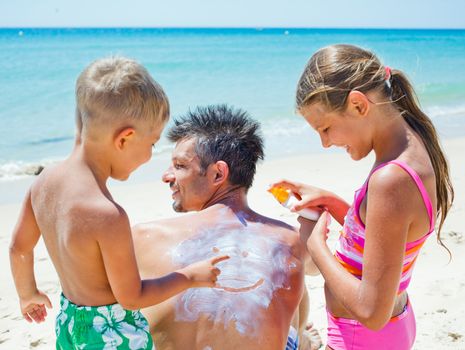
162, 138, 212, 212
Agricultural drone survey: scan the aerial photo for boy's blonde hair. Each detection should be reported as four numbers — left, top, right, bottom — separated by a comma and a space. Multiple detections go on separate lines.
75, 56, 169, 137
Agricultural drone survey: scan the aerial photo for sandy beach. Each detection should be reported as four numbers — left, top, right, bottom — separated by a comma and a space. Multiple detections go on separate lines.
0, 137, 464, 349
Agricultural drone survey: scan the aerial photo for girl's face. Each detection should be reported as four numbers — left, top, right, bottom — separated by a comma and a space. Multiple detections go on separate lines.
300, 101, 372, 161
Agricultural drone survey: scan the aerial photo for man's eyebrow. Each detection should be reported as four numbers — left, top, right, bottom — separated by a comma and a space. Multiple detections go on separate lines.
172, 154, 191, 162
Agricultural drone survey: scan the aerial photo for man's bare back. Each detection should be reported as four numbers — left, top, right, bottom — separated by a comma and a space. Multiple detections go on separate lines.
134, 204, 305, 350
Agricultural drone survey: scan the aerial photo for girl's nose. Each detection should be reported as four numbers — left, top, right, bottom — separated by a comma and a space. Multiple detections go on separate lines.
320, 134, 331, 148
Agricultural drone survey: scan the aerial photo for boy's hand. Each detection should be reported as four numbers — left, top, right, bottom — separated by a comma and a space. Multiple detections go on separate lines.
182, 255, 230, 288
20, 290, 52, 323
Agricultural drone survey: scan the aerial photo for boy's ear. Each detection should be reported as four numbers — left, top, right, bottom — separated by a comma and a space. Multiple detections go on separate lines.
347, 90, 369, 117
114, 127, 135, 150
209, 160, 229, 186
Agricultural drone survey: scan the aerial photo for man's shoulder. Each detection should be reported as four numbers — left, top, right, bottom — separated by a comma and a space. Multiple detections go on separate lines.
252, 214, 303, 249
255, 214, 297, 233
132, 220, 164, 240
132, 215, 192, 241
132, 216, 194, 275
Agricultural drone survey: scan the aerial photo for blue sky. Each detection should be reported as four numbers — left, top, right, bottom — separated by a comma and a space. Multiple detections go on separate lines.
1, 0, 464, 28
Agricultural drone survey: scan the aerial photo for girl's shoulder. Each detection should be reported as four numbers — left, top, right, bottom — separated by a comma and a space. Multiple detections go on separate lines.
366, 159, 436, 223
368, 154, 434, 192
367, 162, 419, 198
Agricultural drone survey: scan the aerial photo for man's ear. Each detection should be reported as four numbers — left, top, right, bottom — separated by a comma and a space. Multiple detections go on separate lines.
346, 90, 369, 117
210, 160, 229, 186
114, 127, 135, 150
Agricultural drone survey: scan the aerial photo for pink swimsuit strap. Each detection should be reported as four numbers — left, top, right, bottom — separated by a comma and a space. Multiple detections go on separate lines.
354, 160, 435, 234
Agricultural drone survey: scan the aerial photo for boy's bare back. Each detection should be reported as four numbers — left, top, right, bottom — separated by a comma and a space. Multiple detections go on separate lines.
31, 159, 129, 306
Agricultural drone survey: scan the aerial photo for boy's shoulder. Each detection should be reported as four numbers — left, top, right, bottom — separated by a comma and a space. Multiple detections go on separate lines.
69, 186, 130, 237
60, 192, 131, 245
32, 162, 130, 230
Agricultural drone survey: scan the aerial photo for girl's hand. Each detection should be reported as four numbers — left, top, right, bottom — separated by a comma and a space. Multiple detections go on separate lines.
271, 179, 350, 226
269, 179, 330, 212
19, 289, 52, 323
181, 255, 230, 288
299, 211, 331, 255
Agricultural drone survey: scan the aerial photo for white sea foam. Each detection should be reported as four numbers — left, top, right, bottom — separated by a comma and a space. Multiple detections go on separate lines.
426, 104, 465, 119
0, 159, 60, 181
0, 143, 174, 182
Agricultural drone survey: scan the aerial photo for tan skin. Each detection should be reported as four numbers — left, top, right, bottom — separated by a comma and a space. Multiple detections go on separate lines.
9, 122, 228, 323
133, 137, 317, 350
271, 90, 437, 341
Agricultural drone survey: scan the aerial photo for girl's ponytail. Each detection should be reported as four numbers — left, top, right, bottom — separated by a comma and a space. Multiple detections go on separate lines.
390, 70, 454, 255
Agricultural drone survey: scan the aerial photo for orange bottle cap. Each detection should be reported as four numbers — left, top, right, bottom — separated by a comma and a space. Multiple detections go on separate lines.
268, 187, 291, 204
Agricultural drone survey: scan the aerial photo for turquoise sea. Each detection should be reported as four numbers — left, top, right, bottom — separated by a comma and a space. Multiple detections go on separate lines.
1, 28, 465, 180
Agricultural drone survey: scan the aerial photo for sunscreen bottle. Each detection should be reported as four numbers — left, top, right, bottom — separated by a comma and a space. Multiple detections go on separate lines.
268, 187, 320, 221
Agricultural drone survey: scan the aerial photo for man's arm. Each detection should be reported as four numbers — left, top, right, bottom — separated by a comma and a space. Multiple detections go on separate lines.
9, 189, 52, 323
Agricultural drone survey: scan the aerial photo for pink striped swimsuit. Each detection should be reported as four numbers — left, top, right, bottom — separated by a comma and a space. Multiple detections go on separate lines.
327, 160, 435, 350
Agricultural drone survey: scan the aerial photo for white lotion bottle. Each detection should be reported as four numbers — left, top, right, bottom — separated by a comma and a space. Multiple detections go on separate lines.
268, 187, 320, 221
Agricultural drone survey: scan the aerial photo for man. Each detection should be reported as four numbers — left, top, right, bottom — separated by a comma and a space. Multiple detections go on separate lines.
133, 105, 320, 350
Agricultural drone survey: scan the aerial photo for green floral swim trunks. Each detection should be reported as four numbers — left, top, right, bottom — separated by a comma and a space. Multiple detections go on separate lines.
55, 293, 154, 349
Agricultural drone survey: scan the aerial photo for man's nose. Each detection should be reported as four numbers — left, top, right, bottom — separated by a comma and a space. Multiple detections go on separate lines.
162, 166, 175, 183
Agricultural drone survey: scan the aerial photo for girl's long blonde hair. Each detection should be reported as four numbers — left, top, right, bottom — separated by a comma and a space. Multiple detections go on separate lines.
296, 44, 454, 253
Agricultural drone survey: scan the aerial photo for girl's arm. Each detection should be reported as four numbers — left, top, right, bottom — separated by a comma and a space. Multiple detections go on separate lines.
296, 219, 321, 276
270, 179, 350, 225
305, 167, 415, 330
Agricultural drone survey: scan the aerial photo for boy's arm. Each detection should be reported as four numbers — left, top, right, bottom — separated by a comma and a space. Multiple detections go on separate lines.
98, 209, 227, 310
9, 189, 52, 323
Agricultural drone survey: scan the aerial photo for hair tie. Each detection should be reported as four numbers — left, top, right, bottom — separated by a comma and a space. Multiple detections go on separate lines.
384, 66, 392, 89
385, 66, 391, 81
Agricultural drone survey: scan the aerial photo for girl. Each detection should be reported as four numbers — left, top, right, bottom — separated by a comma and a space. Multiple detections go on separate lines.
272, 44, 454, 349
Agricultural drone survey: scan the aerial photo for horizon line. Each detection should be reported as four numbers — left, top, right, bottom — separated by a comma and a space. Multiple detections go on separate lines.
1, 26, 465, 31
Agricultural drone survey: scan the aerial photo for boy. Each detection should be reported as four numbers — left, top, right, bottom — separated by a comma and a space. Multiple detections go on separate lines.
9, 57, 227, 349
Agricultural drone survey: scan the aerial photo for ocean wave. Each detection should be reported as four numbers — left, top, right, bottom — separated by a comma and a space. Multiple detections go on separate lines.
0, 159, 60, 181
26, 135, 74, 146
0, 143, 174, 182
261, 118, 309, 138
259, 103, 465, 139
426, 104, 465, 119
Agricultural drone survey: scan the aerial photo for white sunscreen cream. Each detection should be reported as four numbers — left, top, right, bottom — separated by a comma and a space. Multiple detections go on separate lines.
171, 223, 294, 335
